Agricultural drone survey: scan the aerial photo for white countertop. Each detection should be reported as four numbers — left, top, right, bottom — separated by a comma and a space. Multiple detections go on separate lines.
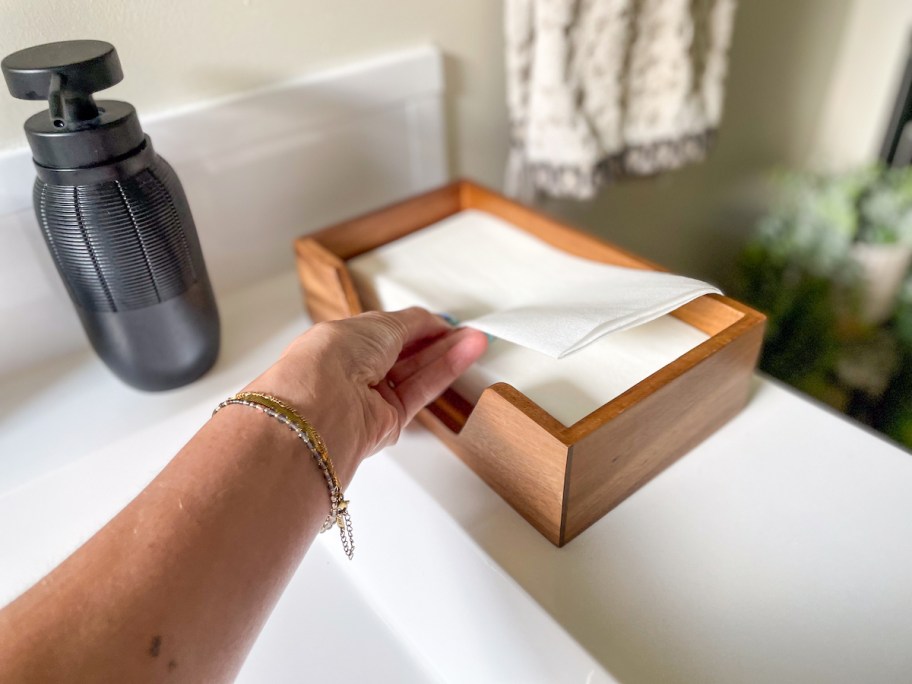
2, 270, 911, 684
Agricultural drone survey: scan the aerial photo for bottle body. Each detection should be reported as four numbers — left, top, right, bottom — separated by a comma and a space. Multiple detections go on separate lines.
33, 143, 220, 390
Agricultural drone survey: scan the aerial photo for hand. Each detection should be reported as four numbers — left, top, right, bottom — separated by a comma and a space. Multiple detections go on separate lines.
0, 310, 486, 684
246, 308, 488, 484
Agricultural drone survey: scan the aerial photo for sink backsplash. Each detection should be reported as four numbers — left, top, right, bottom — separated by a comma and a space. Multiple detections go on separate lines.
0, 46, 447, 379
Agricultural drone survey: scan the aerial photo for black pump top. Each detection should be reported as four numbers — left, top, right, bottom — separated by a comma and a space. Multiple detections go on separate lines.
2, 40, 144, 170
3, 40, 122, 125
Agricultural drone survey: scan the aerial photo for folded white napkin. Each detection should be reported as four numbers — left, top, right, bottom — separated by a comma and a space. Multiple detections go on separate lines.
350, 210, 719, 358
348, 209, 714, 425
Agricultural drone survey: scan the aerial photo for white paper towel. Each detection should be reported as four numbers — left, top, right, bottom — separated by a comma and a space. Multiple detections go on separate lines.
348, 210, 713, 426
350, 210, 718, 358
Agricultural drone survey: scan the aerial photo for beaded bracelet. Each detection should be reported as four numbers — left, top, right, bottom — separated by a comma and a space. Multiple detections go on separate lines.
212, 391, 354, 559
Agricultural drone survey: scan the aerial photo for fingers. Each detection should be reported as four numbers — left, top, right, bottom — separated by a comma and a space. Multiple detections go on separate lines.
385, 307, 453, 349
350, 308, 453, 385
392, 328, 488, 423
387, 327, 472, 386
264, 307, 481, 468
368, 378, 406, 448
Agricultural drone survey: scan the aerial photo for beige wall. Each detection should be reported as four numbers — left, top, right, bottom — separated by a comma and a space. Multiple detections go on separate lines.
545, 0, 858, 283
811, 0, 912, 169
2, 0, 907, 284
549, 0, 912, 284
0, 0, 510, 185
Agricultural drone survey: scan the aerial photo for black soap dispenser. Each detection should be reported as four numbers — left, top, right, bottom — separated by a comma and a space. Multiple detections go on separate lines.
2, 40, 220, 390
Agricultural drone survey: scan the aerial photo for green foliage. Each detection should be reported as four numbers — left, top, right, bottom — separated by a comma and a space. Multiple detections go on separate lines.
882, 276, 912, 446
733, 167, 912, 449
896, 277, 912, 347
878, 346, 912, 446
762, 165, 912, 250
734, 242, 846, 393
857, 166, 912, 245
774, 167, 873, 240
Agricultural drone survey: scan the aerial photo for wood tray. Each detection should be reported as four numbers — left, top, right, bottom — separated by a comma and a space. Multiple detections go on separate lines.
294, 180, 765, 546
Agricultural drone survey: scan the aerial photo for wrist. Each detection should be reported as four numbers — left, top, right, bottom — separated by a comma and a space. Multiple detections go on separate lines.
214, 390, 357, 559
239, 369, 361, 488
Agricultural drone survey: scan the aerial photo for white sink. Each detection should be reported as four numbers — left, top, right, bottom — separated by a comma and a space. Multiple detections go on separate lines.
6, 270, 912, 683
0, 272, 613, 684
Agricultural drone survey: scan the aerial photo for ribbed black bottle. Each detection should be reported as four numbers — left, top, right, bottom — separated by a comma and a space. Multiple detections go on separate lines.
3, 40, 219, 390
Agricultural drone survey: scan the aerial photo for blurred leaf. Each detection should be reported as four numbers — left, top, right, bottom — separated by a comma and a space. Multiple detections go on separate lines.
733, 246, 843, 388
895, 277, 912, 347
732, 166, 912, 448
877, 350, 912, 449
857, 165, 912, 245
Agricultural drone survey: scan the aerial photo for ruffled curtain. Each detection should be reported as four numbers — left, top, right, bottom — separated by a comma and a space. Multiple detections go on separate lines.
505, 0, 737, 200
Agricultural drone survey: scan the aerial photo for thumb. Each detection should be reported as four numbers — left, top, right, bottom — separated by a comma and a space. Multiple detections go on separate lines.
392, 328, 488, 423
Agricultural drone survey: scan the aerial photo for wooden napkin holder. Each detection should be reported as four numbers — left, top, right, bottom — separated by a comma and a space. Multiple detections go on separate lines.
294, 180, 765, 546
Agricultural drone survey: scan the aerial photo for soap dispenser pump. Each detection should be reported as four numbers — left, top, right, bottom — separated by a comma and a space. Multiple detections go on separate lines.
2, 40, 219, 390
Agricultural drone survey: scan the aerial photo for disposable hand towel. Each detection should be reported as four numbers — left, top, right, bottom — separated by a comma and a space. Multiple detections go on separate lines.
350, 210, 719, 358
348, 209, 712, 425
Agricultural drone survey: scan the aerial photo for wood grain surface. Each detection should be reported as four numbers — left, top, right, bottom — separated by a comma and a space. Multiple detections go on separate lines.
294, 179, 766, 546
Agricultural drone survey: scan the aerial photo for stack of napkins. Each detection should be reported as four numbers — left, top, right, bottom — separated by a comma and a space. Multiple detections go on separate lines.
348, 210, 720, 425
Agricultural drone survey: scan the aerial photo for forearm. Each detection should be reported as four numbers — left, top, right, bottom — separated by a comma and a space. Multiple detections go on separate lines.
0, 403, 343, 683
0, 309, 486, 682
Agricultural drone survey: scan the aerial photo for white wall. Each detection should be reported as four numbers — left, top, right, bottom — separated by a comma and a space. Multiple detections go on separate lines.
0, 48, 451, 375
0, 0, 510, 186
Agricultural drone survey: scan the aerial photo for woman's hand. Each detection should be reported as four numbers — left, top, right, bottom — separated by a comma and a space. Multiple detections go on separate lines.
247, 307, 488, 485
0, 306, 487, 683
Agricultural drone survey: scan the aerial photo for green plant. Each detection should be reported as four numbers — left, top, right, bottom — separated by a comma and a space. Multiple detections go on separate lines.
879, 277, 912, 445
748, 168, 893, 277
734, 170, 862, 391
732, 167, 912, 447
734, 240, 849, 402
895, 276, 912, 346
757, 165, 912, 254
857, 166, 912, 245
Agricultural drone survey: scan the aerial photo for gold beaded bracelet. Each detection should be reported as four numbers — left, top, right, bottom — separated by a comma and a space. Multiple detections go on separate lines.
212, 391, 354, 559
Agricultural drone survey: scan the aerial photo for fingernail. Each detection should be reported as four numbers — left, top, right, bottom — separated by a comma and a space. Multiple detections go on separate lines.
437, 312, 460, 327
460, 324, 496, 345
438, 312, 495, 343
